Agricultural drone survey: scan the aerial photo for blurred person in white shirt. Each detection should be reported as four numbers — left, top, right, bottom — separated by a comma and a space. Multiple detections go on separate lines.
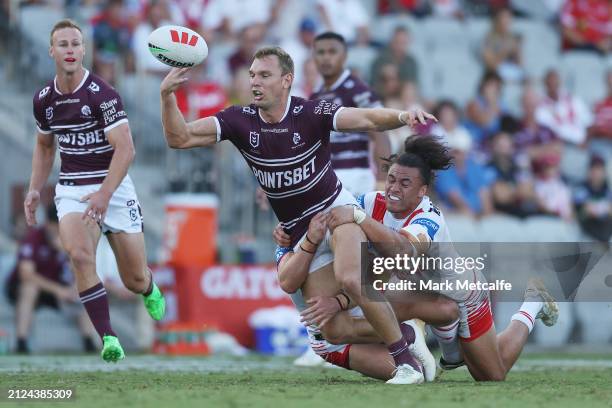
316, 0, 369, 44
535, 69, 593, 146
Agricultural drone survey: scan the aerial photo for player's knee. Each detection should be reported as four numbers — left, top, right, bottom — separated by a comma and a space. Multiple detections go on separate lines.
338, 274, 361, 298
320, 324, 347, 345
440, 298, 460, 323
66, 246, 95, 271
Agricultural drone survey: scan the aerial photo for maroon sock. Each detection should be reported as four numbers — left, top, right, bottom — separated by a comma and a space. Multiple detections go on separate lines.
79, 283, 116, 340
400, 322, 416, 345
388, 333, 421, 372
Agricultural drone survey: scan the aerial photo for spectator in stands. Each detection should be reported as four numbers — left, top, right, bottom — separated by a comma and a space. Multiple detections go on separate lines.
200, 0, 281, 42
229, 67, 255, 106
430, 0, 464, 18
281, 18, 317, 94
532, 154, 574, 220
131, 0, 173, 75
384, 82, 426, 153
430, 100, 473, 145
374, 63, 403, 104
4, 206, 96, 353
514, 87, 563, 167
574, 155, 612, 242
588, 70, 612, 153
481, 7, 524, 83
560, 0, 612, 54
465, 71, 508, 145
228, 25, 263, 76
535, 69, 593, 145
317, 0, 370, 44
370, 27, 418, 92
486, 131, 539, 217
435, 131, 494, 217
91, 0, 133, 85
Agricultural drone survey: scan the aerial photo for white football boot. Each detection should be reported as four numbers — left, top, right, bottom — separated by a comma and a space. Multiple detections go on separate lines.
386, 364, 425, 385
405, 319, 437, 382
293, 347, 326, 367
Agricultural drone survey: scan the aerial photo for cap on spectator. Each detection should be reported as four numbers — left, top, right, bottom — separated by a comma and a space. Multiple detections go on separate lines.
300, 18, 316, 33
532, 153, 560, 175
446, 132, 472, 152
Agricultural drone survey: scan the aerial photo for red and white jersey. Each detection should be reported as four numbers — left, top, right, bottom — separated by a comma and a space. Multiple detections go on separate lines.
358, 192, 482, 302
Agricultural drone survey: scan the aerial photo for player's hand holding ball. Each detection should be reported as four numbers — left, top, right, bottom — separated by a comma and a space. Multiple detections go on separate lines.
148, 25, 208, 96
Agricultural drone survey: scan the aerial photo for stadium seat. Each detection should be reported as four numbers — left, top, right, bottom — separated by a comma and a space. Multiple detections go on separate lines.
560, 51, 607, 108
560, 144, 590, 184
346, 45, 377, 81
427, 50, 483, 106
465, 17, 491, 54
18, 6, 63, 47
421, 18, 470, 53
445, 214, 481, 242
478, 215, 525, 242
523, 216, 580, 242
370, 15, 421, 45
514, 19, 560, 80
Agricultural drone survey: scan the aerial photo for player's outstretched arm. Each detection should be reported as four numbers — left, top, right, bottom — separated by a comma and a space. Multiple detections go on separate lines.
335, 107, 437, 133
24, 132, 56, 226
160, 68, 218, 149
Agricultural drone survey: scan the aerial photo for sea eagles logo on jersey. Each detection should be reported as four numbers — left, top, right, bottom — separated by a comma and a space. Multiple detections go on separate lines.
87, 82, 100, 93
45, 107, 53, 120
250, 131, 260, 148
293, 132, 301, 145
243, 106, 256, 115
292, 105, 303, 115
81, 105, 91, 116
38, 86, 50, 99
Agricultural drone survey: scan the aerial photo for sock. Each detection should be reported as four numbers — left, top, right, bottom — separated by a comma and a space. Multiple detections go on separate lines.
388, 327, 421, 372
79, 283, 116, 340
142, 269, 154, 297
431, 320, 461, 364
400, 322, 416, 345
511, 300, 542, 333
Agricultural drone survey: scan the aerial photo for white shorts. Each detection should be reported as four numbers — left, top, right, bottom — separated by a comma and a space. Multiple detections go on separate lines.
335, 168, 375, 197
54, 175, 143, 234
293, 187, 358, 274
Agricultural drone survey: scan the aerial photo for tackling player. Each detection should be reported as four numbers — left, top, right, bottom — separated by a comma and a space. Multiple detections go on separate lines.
327, 135, 559, 381
311, 32, 390, 195
160, 46, 436, 384
25, 19, 166, 362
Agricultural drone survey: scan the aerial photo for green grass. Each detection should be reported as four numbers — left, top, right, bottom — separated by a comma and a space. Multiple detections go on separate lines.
2, 355, 612, 408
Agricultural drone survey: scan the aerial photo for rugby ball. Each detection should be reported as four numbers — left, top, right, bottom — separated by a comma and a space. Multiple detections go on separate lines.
147, 25, 208, 68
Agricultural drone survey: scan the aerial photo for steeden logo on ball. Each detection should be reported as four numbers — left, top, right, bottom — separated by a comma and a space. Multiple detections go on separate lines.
147, 25, 208, 68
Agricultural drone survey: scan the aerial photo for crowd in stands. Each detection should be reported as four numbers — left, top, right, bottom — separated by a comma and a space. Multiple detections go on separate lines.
11, 0, 612, 242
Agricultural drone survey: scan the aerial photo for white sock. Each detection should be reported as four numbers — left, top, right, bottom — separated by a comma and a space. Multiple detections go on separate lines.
511, 300, 543, 333
431, 320, 461, 363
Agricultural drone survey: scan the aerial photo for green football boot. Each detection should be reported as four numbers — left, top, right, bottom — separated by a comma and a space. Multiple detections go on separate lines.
101, 335, 125, 363
143, 282, 166, 321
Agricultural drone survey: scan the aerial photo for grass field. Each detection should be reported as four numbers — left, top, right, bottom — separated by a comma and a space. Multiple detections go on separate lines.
2, 354, 612, 408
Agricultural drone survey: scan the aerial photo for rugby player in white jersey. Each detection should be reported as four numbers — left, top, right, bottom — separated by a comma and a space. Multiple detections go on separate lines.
160, 46, 436, 384
323, 135, 559, 381
25, 19, 166, 362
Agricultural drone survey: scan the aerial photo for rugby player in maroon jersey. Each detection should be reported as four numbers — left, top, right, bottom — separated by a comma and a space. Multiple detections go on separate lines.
25, 19, 165, 362
160, 46, 436, 384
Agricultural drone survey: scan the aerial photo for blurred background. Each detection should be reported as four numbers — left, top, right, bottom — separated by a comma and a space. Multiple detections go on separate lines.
0, 0, 610, 357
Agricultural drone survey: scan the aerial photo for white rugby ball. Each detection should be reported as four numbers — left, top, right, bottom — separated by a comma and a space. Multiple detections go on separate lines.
147, 25, 208, 68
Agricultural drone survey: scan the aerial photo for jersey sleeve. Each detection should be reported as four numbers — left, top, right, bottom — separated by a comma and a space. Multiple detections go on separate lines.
95, 85, 128, 133
275, 245, 293, 266
404, 206, 444, 242
214, 105, 243, 143
32, 91, 52, 134
362, 191, 380, 217
307, 99, 344, 141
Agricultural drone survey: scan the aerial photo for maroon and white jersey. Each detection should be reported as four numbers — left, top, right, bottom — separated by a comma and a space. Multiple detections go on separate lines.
214, 96, 343, 245
33, 69, 128, 186
310, 69, 382, 170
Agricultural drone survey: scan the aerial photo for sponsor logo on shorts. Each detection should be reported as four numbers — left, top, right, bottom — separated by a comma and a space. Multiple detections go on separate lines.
129, 208, 138, 222
126, 200, 135, 207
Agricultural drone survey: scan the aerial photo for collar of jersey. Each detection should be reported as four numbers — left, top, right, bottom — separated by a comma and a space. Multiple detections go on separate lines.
54, 69, 89, 95
258, 95, 292, 124
317, 69, 351, 93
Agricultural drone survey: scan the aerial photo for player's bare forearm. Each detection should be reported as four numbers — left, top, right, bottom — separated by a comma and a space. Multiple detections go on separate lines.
360, 217, 414, 257
161, 92, 190, 148
336, 107, 436, 133
28, 135, 55, 193
100, 125, 135, 196
277, 249, 315, 294
370, 131, 391, 181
